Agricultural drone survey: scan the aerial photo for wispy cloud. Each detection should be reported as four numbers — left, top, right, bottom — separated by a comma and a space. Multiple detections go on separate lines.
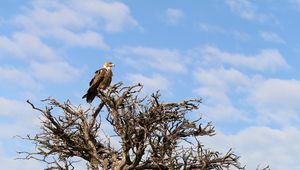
187, 44, 300, 128
194, 67, 253, 122
29, 61, 80, 83
0, 32, 81, 86
127, 73, 170, 94
290, 0, 300, 10
115, 45, 293, 126
0, 33, 58, 61
260, 31, 285, 44
114, 46, 188, 73
47, 29, 109, 49
165, 8, 184, 24
225, 0, 270, 22
197, 22, 225, 33
0, 66, 40, 89
0, 97, 32, 117
201, 45, 289, 71
0, 156, 43, 170
15, 0, 138, 32
12, 0, 138, 49
191, 45, 300, 127
0, 0, 139, 88
194, 67, 251, 93
202, 126, 300, 169
232, 30, 251, 41
0, 97, 40, 138
197, 22, 251, 41
69, 0, 139, 32
249, 79, 300, 125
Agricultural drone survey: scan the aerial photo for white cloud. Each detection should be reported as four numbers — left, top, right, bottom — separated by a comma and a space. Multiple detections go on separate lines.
0, 0, 140, 87
74, 31, 108, 49
192, 65, 300, 126
127, 73, 170, 94
115, 46, 187, 73
225, 0, 269, 22
0, 61, 80, 90
0, 156, 43, 170
165, 8, 184, 24
197, 23, 225, 33
0, 97, 40, 138
249, 79, 300, 125
0, 32, 58, 61
290, 0, 300, 9
0, 17, 4, 25
198, 94, 248, 122
6, 0, 138, 53
0, 60, 80, 89
197, 23, 251, 41
201, 46, 289, 71
15, 0, 138, 33
202, 126, 300, 170
0, 66, 39, 89
194, 67, 253, 121
15, 1, 84, 30
47, 29, 109, 49
196, 23, 251, 42
226, 0, 255, 19
0, 98, 44, 169
0, 97, 31, 117
13, 1, 106, 49
194, 67, 251, 92
251, 79, 300, 108
30, 61, 80, 83
193, 46, 300, 126
0, 36, 23, 58
232, 31, 251, 41
0, 97, 93, 170
260, 31, 285, 44
70, 0, 138, 32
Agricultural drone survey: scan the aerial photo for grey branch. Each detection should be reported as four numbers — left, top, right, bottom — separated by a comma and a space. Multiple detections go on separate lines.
18, 82, 246, 170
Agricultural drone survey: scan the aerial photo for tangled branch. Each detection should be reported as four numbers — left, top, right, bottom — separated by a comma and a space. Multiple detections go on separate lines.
18, 82, 245, 170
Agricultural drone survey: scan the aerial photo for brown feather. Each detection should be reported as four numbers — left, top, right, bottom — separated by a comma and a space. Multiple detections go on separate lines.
82, 68, 113, 103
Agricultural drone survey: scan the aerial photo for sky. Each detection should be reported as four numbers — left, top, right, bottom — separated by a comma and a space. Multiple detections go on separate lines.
1, 0, 300, 169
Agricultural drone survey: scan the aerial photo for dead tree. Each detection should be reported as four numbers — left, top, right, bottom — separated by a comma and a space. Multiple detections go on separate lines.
18, 82, 245, 170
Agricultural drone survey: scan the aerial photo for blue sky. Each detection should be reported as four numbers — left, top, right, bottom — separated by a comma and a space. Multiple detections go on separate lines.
1, 0, 300, 169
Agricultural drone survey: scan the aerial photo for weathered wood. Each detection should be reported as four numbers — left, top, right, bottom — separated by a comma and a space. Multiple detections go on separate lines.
18, 82, 245, 170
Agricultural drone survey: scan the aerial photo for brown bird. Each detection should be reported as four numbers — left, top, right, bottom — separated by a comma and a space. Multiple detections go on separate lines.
82, 61, 114, 103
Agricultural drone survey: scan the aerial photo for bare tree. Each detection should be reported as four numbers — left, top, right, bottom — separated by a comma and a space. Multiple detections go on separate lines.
18, 82, 245, 170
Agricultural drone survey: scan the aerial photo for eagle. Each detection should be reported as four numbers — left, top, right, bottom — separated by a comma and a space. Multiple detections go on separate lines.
82, 61, 114, 103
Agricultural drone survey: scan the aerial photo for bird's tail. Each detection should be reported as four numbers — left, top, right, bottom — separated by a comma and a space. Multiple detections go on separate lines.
82, 90, 96, 103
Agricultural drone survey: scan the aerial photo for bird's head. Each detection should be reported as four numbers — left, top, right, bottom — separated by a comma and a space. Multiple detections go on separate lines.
103, 61, 115, 70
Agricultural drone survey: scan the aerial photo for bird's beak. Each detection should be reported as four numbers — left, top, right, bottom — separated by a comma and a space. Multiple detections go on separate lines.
111, 63, 115, 67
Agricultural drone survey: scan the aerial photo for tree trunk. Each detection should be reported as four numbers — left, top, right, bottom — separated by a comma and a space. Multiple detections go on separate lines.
90, 157, 99, 170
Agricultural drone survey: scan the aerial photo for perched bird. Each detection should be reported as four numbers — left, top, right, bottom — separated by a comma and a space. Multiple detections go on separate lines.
82, 61, 114, 103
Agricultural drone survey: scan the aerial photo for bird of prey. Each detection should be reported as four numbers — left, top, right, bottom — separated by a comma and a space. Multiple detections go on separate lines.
82, 61, 114, 103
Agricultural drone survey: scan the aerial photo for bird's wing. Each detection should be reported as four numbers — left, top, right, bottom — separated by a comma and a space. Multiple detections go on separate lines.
89, 68, 106, 86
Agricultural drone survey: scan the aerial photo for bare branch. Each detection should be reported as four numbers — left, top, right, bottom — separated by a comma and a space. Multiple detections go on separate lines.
19, 82, 251, 170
